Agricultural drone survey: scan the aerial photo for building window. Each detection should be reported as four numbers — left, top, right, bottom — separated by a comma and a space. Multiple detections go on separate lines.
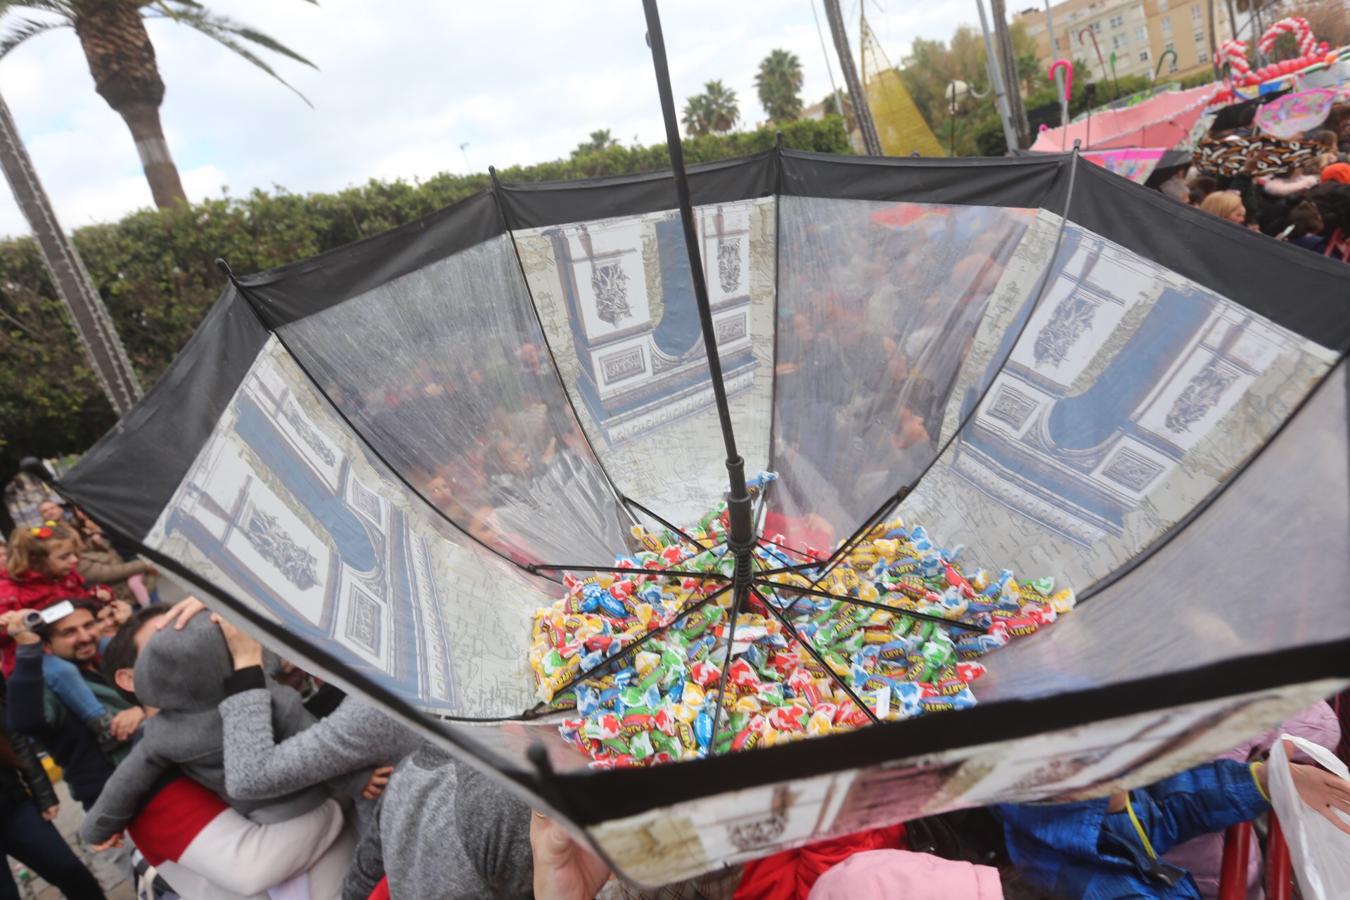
1139, 49, 1151, 61
1110, 14, 1125, 27
1198, 50, 1210, 62
1194, 28, 1205, 43
1161, 16, 1173, 34
1191, 3, 1203, 20
1113, 33, 1128, 49
1137, 25, 1147, 41
1092, 21, 1102, 33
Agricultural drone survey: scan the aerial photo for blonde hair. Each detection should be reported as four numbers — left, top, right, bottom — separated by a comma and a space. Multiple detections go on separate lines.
5, 522, 78, 576
1200, 191, 1244, 222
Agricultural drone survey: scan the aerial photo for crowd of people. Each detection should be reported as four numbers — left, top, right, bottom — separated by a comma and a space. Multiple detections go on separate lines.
0, 494, 1345, 899
1157, 101, 1350, 258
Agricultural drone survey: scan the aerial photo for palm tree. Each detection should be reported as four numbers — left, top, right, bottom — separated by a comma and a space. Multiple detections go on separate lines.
682, 80, 738, 137
0, 0, 316, 210
682, 92, 712, 136
702, 80, 738, 133
573, 128, 618, 155
755, 49, 803, 123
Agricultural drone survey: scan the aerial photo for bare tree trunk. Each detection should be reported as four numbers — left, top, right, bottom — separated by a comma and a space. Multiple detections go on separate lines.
119, 100, 185, 209
74, 0, 187, 209
990, 0, 1031, 150
0, 91, 141, 414
822, 0, 882, 156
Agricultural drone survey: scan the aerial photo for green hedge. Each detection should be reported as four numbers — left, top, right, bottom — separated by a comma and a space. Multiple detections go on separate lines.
0, 117, 849, 495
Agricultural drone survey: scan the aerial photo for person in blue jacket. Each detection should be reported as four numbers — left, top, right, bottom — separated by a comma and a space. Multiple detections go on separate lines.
994, 753, 1350, 898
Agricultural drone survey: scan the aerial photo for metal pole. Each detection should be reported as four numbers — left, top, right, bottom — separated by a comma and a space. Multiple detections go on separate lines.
975, 0, 1020, 154
809, 0, 848, 125
822, 0, 883, 156
640, 0, 754, 595
991, 0, 1031, 148
1045, 0, 1068, 127
0, 91, 141, 415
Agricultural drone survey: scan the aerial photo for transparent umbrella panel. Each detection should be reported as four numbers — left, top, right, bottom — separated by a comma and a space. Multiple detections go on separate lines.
58, 150, 1350, 884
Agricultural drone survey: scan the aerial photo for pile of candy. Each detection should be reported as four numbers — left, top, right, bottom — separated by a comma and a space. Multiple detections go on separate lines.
528, 478, 1074, 769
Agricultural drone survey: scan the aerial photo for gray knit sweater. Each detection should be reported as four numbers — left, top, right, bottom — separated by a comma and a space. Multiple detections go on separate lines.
79, 617, 323, 845
342, 745, 534, 900
218, 688, 426, 830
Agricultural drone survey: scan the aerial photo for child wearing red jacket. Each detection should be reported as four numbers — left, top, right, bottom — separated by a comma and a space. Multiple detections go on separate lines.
0, 522, 101, 670
0, 522, 122, 750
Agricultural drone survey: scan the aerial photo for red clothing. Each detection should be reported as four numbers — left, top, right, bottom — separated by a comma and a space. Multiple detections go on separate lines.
126, 777, 228, 868
734, 824, 907, 900
0, 568, 94, 676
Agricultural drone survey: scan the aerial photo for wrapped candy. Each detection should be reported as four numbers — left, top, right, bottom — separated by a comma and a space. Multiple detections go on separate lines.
528, 476, 1072, 768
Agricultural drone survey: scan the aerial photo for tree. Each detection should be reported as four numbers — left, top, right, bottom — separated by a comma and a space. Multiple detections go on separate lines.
574, 129, 618, 156
0, 0, 316, 210
682, 80, 738, 136
755, 48, 803, 123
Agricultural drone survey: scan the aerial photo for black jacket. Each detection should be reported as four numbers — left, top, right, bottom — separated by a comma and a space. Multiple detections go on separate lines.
0, 696, 58, 812
6, 643, 126, 808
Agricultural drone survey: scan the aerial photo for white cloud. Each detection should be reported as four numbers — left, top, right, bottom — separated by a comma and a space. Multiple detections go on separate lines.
0, 0, 979, 240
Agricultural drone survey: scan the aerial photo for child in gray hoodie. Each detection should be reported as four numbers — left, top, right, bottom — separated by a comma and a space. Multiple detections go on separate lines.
79, 615, 327, 844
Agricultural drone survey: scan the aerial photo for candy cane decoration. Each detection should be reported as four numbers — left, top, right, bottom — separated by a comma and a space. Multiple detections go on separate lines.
1259, 17, 1316, 59
1219, 39, 1251, 82
1048, 59, 1073, 107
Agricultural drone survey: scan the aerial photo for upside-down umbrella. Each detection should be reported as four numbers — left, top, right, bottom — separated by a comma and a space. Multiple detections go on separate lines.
49, 2, 1350, 887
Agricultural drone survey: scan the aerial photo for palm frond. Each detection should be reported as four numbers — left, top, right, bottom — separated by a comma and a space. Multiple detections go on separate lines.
155, 8, 317, 105
0, 1, 75, 16
0, 16, 71, 60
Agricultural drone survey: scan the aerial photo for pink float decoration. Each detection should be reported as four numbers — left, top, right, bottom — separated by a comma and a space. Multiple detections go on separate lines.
1030, 83, 1219, 153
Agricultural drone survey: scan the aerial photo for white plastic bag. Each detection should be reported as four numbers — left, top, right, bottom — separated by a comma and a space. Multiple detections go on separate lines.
1267, 733, 1350, 899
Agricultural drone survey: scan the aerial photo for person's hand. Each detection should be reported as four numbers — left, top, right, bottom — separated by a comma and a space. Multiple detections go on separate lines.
109, 707, 146, 741
92, 585, 113, 603
362, 765, 393, 800
92, 833, 123, 852
41, 805, 58, 822
209, 614, 263, 670
1, 610, 40, 644
1282, 742, 1350, 836
143, 565, 158, 578
530, 811, 610, 900
157, 596, 207, 631
108, 599, 133, 627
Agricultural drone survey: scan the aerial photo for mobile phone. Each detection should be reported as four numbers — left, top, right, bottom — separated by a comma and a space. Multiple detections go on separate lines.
38, 601, 75, 625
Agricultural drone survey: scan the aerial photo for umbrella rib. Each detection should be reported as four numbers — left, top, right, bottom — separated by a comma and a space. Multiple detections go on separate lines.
750, 585, 882, 726
528, 563, 731, 580
525, 581, 735, 717
753, 578, 988, 634
621, 495, 706, 551
705, 582, 745, 756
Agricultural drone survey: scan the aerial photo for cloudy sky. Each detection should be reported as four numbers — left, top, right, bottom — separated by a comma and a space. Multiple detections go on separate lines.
0, 0, 979, 238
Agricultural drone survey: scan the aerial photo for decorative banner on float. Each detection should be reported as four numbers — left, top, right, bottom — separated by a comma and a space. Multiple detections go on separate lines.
1082, 148, 1167, 184
1255, 88, 1337, 139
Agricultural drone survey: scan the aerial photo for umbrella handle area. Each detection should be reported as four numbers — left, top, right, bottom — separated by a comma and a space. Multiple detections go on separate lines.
640, 0, 755, 598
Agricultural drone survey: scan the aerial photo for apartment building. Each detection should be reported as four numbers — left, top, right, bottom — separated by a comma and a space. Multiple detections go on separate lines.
1017, 0, 1234, 83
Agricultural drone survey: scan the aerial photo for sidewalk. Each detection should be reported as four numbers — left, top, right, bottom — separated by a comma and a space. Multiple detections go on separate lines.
8, 779, 134, 899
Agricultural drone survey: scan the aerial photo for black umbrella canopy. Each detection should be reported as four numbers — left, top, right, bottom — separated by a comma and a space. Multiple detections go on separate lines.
55, 48, 1350, 892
